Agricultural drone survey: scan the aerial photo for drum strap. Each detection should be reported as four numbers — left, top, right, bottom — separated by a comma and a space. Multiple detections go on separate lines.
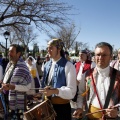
91, 68, 117, 120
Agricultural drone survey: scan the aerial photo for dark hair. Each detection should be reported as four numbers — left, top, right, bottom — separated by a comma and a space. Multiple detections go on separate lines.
0, 54, 2, 58
10, 44, 23, 55
95, 42, 113, 55
80, 50, 87, 54
64, 51, 69, 56
37, 57, 40, 61
36, 57, 42, 65
60, 49, 65, 58
28, 56, 33, 61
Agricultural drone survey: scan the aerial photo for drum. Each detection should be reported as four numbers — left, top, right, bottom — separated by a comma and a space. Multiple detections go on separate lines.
24, 99, 56, 120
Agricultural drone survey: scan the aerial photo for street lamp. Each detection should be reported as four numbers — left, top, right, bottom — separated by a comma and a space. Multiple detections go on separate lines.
3, 31, 10, 59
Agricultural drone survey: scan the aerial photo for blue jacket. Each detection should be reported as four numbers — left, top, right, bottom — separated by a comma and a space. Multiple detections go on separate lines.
42, 58, 67, 88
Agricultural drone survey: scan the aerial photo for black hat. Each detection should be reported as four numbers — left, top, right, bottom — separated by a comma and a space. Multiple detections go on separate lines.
80, 50, 87, 54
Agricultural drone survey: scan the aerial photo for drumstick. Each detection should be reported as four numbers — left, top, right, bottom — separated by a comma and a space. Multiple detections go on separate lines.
86, 109, 106, 116
30, 88, 56, 90
86, 104, 120, 116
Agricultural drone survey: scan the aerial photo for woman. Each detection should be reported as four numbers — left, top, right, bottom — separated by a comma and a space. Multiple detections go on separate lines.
26, 56, 41, 93
36, 57, 43, 80
26, 56, 42, 106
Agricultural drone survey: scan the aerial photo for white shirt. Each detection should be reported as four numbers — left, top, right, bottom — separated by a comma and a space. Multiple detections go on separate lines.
3, 63, 31, 92
48, 58, 77, 100
47, 60, 58, 85
77, 66, 111, 108
3, 64, 14, 84
91, 66, 112, 108
77, 62, 85, 81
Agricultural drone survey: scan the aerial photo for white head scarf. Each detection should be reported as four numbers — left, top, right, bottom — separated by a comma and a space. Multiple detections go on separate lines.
25, 56, 36, 65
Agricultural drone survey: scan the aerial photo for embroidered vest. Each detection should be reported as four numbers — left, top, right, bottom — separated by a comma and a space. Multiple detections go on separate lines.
86, 67, 120, 107
42, 58, 67, 88
75, 60, 92, 74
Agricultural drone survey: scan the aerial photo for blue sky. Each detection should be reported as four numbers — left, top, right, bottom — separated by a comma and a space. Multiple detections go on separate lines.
34, 0, 120, 50
1, 0, 120, 51
60, 0, 120, 51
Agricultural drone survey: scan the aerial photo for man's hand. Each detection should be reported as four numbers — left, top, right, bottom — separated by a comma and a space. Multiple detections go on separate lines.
72, 108, 83, 119
105, 108, 118, 118
40, 86, 59, 96
2, 83, 15, 90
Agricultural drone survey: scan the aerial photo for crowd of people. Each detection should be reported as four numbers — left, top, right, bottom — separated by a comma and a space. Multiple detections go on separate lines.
0, 39, 120, 120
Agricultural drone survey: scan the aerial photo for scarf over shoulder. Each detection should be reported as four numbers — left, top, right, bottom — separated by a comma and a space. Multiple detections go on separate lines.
6, 58, 32, 110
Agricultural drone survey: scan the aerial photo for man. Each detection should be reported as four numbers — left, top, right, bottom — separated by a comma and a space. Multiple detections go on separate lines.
76, 50, 96, 85
41, 53, 50, 72
1, 44, 32, 120
73, 42, 120, 120
71, 50, 96, 120
41, 38, 76, 120
2, 57, 9, 74
64, 51, 71, 61
110, 48, 120, 71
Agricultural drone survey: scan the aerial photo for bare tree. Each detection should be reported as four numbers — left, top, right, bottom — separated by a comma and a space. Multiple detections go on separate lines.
47, 23, 80, 50
74, 41, 89, 55
15, 26, 38, 57
0, 0, 72, 32
4, 27, 19, 44
76, 42, 89, 51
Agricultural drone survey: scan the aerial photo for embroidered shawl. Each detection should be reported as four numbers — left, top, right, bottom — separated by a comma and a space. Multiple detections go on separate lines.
6, 58, 32, 110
